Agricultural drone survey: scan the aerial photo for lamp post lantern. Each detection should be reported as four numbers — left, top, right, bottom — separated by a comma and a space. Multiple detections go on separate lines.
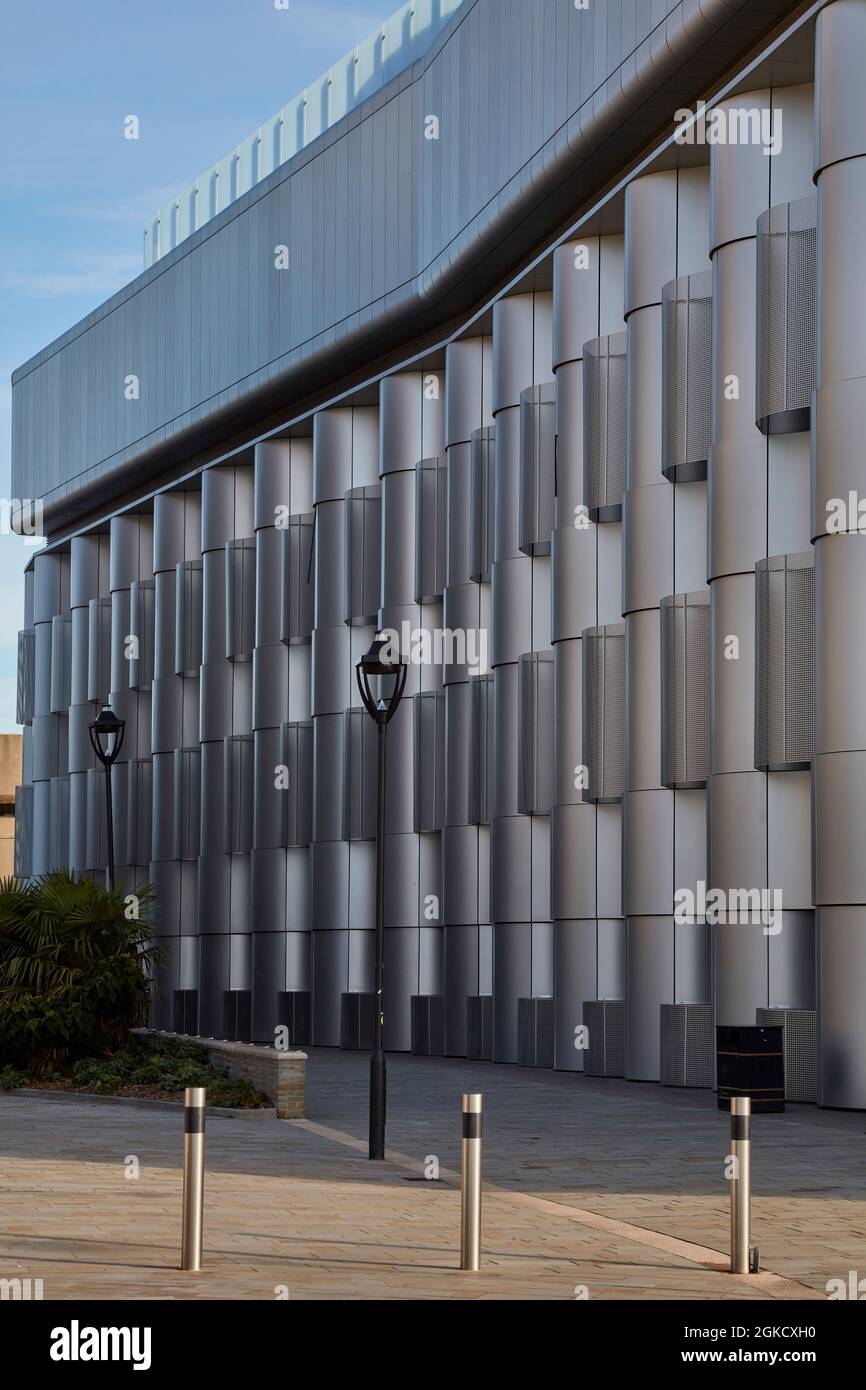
89, 705, 126, 890
356, 633, 408, 1160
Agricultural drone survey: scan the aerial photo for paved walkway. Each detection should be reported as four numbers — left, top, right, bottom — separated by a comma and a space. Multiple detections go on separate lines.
1, 1049, 863, 1300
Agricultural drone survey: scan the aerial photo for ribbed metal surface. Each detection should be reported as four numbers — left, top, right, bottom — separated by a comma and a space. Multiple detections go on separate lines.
660, 1003, 714, 1088
115, 758, 153, 868
50, 615, 72, 714
661, 271, 712, 482
49, 776, 70, 872
660, 592, 710, 790
517, 650, 554, 816
583, 999, 625, 1077
343, 485, 381, 626
468, 673, 493, 826
517, 997, 554, 1068
518, 382, 556, 556
756, 196, 817, 434
173, 748, 201, 861
87, 597, 112, 704
224, 736, 254, 854
755, 552, 814, 772
582, 333, 627, 522
756, 1007, 816, 1103
581, 624, 625, 803
469, 426, 495, 584
415, 457, 447, 604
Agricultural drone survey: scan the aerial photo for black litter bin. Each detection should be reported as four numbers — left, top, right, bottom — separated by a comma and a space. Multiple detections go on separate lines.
717, 1024, 785, 1113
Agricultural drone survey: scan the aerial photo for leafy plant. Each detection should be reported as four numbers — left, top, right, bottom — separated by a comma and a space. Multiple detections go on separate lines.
0, 873, 161, 1074
0, 1064, 27, 1090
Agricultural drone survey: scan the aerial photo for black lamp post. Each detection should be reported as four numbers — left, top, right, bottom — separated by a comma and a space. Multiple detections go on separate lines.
89, 706, 126, 889
356, 632, 408, 1160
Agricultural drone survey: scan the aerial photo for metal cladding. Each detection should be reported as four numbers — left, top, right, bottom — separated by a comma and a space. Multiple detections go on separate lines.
14, 3, 866, 1106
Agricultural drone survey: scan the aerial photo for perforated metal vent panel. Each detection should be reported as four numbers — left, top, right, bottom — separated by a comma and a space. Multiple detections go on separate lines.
519, 382, 556, 556
175, 560, 203, 677
467, 995, 493, 1060
413, 689, 445, 833
518, 650, 555, 816
280, 513, 314, 645
128, 579, 155, 689
582, 332, 628, 522
582, 624, 625, 803
50, 615, 72, 714
87, 596, 113, 703
280, 720, 313, 848
661, 271, 712, 482
342, 707, 377, 841
411, 995, 445, 1056
468, 673, 493, 826
756, 196, 817, 435
415, 457, 447, 604
660, 1003, 714, 1088
14, 784, 34, 878
226, 538, 256, 662
224, 735, 254, 853
755, 551, 814, 772
16, 629, 35, 727
109, 758, 152, 868
583, 999, 625, 1077
660, 592, 710, 789
757, 1007, 816, 1103
469, 426, 495, 583
49, 775, 70, 871
173, 747, 201, 861
344, 484, 381, 626
517, 997, 554, 1068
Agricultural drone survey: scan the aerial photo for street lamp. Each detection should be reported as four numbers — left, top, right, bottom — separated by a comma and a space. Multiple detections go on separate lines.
356, 632, 408, 1160
89, 706, 126, 889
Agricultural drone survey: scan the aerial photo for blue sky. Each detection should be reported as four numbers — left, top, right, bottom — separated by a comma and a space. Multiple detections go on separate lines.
0, 0, 388, 730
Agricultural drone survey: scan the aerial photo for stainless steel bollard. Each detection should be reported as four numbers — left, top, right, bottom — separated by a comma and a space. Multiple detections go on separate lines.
729, 1096, 751, 1274
181, 1086, 206, 1271
460, 1093, 482, 1271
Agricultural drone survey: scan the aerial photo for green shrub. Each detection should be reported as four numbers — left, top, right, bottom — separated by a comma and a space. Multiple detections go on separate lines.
0, 1064, 27, 1090
0, 873, 160, 1075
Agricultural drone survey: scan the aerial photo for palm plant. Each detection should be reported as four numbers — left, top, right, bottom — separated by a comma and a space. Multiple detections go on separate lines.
0, 872, 160, 1074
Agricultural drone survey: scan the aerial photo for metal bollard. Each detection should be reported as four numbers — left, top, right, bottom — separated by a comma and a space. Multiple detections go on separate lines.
181, 1086, 206, 1271
729, 1095, 751, 1274
460, 1093, 482, 1271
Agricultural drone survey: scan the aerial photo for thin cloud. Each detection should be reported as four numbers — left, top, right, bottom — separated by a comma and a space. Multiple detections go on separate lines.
3, 252, 141, 297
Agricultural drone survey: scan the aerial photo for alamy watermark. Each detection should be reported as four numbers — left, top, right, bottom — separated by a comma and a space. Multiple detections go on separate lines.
674, 880, 782, 935
378, 622, 488, 675
674, 100, 781, 157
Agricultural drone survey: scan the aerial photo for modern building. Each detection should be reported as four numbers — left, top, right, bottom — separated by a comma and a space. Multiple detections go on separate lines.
10, 0, 866, 1107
